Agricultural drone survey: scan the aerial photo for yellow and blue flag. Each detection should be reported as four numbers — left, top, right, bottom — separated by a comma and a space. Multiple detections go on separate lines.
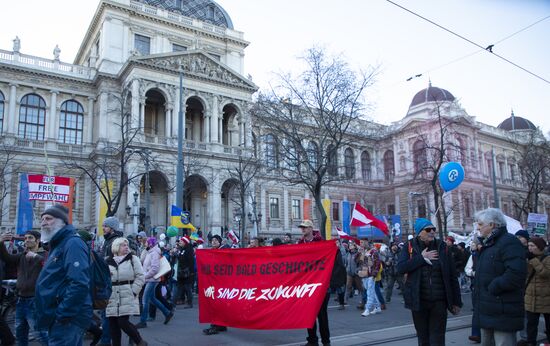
171, 205, 196, 230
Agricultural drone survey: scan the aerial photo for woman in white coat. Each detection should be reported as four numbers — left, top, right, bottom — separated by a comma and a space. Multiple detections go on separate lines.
106, 237, 147, 346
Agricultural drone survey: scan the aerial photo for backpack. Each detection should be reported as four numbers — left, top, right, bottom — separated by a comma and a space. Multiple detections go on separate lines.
89, 249, 112, 310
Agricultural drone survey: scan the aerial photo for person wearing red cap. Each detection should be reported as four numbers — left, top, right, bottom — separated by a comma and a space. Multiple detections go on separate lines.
175, 236, 195, 309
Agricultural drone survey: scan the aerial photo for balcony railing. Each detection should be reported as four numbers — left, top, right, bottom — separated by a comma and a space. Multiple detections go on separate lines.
0, 49, 93, 78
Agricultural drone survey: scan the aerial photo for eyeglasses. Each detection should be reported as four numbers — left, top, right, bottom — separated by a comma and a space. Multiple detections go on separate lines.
424, 228, 436, 232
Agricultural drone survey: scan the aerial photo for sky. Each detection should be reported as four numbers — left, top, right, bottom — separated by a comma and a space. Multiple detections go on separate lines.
1, 0, 549, 133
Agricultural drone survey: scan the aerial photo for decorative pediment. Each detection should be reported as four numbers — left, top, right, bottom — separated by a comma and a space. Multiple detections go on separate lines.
133, 51, 257, 91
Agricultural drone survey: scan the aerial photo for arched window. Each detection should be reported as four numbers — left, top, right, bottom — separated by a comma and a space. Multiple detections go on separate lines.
19, 94, 46, 140
0, 91, 4, 134
344, 148, 355, 179
327, 144, 338, 176
457, 137, 466, 165
361, 151, 371, 182
413, 140, 427, 173
265, 134, 278, 168
383, 150, 394, 182
59, 100, 84, 144
307, 141, 319, 168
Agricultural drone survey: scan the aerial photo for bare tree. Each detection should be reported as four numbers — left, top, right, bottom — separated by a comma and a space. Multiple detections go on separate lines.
252, 47, 378, 239
226, 151, 262, 243
410, 101, 464, 238
0, 141, 20, 224
65, 86, 149, 217
512, 131, 550, 220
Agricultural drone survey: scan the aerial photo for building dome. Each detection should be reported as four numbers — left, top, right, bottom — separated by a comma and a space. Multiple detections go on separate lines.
497, 111, 537, 131
137, 0, 234, 29
409, 83, 455, 108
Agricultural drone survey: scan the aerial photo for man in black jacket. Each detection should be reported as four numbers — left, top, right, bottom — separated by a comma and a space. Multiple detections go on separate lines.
0, 230, 48, 345
0, 247, 16, 346
473, 208, 526, 345
397, 218, 462, 346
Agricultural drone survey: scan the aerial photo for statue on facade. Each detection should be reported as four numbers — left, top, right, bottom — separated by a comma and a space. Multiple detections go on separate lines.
13, 36, 20, 53
53, 45, 61, 60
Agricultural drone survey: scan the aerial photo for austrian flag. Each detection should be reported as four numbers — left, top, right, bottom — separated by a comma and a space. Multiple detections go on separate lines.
350, 203, 389, 236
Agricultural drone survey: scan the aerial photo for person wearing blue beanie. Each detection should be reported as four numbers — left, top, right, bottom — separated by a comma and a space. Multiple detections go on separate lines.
414, 218, 435, 234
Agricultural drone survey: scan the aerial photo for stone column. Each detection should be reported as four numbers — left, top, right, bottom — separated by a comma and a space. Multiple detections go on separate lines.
48, 91, 58, 141
283, 188, 289, 231
165, 106, 172, 138
87, 97, 95, 143
98, 92, 108, 140
210, 173, 222, 234
260, 187, 266, 232
83, 174, 92, 224
131, 79, 140, 130
204, 114, 211, 143
210, 96, 219, 143
7, 84, 17, 134
139, 98, 146, 131
1, 165, 12, 226
244, 115, 252, 148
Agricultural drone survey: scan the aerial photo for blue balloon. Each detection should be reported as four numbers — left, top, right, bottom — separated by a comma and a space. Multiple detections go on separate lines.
439, 162, 465, 192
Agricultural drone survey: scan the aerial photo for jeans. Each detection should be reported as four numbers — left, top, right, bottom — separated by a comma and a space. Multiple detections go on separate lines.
306, 292, 330, 345
169, 280, 178, 305
48, 320, 85, 346
411, 300, 447, 346
480, 329, 516, 346
363, 277, 380, 311
374, 280, 385, 305
140, 282, 170, 323
526, 311, 550, 344
15, 296, 48, 346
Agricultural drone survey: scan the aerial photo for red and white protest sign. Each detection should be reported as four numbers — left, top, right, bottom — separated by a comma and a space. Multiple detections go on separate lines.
27, 174, 72, 203
197, 240, 337, 330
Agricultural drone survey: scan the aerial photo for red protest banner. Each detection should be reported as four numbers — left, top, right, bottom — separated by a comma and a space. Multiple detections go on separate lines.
27, 174, 72, 203
197, 240, 337, 330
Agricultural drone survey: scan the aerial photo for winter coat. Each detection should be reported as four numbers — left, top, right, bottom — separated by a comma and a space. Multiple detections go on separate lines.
396, 237, 462, 312
0, 242, 46, 297
345, 250, 359, 276
330, 249, 347, 289
176, 243, 195, 285
524, 255, 550, 314
142, 245, 161, 282
106, 254, 145, 317
473, 226, 526, 331
35, 225, 92, 330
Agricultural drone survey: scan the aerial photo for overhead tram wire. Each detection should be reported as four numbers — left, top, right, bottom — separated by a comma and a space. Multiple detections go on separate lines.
403, 14, 550, 82
385, 0, 550, 85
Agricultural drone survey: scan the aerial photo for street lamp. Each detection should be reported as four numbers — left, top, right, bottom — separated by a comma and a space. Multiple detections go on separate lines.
125, 191, 139, 234
247, 199, 262, 238
128, 148, 152, 235
233, 209, 242, 246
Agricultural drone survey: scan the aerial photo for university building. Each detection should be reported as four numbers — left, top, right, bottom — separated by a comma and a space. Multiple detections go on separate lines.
0, 0, 547, 239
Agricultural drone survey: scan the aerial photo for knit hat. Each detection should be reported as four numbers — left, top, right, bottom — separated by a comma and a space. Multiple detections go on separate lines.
102, 216, 119, 232
445, 236, 455, 244
41, 204, 69, 225
25, 230, 41, 240
146, 236, 157, 247
414, 218, 434, 233
180, 236, 190, 244
529, 237, 547, 252
515, 230, 530, 241
137, 231, 147, 239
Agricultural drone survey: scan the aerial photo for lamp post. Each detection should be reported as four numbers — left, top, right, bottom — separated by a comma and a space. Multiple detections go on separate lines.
176, 65, 185, 211
128, 148, 152, 235
247, 199, 262, 239
125, 191, 139, 234
233, 209, 242, 246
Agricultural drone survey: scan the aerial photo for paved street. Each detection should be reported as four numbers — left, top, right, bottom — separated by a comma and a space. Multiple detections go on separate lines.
106, 290, 475, 345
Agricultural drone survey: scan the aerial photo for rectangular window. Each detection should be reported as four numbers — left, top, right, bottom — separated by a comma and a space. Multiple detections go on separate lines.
417, 200, 426, 218
270, 197, 280, 219
173, 43, 187, 52
332, 202, 339, 221
509, 164, 516, 181
291, 199, 301, 220
387, 204, 395, 215
464, 198, 471, 218
134, 34, 150, 55
498, 162, 505, 179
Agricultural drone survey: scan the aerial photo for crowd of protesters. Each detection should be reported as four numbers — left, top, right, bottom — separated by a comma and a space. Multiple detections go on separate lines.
1, 204, 550, 346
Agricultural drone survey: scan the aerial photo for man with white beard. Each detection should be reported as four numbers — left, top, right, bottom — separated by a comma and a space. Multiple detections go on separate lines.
34, 204, 93, 345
